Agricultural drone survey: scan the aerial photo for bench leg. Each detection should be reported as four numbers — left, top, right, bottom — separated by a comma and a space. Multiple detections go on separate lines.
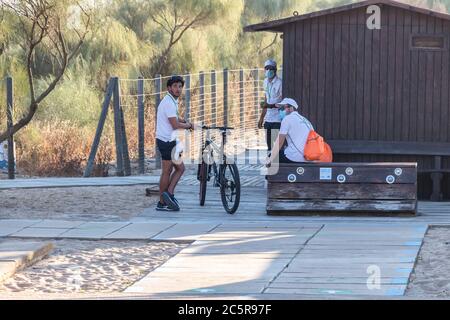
431, 156, 443, 202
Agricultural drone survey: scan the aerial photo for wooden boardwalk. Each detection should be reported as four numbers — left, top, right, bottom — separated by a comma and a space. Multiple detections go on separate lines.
126, 175, 448, 298
1, 164, 449, 298
135, 182, 450, 225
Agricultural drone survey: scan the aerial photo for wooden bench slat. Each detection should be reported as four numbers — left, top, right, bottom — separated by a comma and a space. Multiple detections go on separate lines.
268, 183, 417, 201
267, 200, 417, 215
268, 166, 417, 184
268, 162, 418, 168
329, 140, 450, 156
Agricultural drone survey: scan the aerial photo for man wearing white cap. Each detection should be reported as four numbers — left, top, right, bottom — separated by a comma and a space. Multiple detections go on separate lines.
258, 59, 283, 154
266, 98, 314, 166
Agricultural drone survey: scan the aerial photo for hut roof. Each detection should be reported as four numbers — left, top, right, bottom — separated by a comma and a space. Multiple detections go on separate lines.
243, 0, 450, 33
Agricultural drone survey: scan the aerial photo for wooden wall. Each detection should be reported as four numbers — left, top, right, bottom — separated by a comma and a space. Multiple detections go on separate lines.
281, 4, 450, 199
282, 4, 450, 144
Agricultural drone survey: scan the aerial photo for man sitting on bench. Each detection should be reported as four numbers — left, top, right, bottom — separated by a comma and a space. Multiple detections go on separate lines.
266, 98, 314, 167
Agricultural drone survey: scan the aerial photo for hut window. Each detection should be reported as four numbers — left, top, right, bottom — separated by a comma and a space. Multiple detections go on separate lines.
411, 35, 446, 50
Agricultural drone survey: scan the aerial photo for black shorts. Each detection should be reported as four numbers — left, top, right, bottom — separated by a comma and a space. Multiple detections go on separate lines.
157, 139, 177, 161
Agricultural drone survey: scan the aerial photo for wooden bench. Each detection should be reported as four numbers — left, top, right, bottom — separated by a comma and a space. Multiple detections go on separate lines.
267, 162, 418, 216
329, 140, 450, 201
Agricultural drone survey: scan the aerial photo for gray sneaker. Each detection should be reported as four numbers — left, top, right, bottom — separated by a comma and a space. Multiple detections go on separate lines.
162, 192, 180, 211
156, 202, 172, 212
170, 193, 180, 208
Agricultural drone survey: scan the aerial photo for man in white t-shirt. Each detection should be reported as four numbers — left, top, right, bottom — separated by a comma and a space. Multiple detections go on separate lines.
155, 75, 194, 212
266, 98, 313, 167
258, 59, 283, 153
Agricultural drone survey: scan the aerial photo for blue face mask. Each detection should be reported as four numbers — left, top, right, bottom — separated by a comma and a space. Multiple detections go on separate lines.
265, 70, 275, 79
279, 110, 286, 121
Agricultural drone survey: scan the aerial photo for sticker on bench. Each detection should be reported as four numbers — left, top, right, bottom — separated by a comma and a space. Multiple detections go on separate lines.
395, 168, 403, 176
386, 175, 396, 184
288, 174, 297, 183
337, 174, 346, 183
345, 167, 354, 176
320, 168, 332, 180
296, 167, 305, 175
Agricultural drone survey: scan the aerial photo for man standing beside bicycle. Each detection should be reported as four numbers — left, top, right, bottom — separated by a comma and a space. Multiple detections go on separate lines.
258, 59, 283, 155
155, 75, 194, 212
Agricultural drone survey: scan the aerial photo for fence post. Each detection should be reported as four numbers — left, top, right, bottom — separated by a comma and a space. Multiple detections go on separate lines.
185, 73, 191, 159
223, 68, 228, 129
115, 79, 131, 176
239, 69, 247, 166
199, 71, 205, 125
138, 76, 145, 174
6, 77, 15, 179
112, 77, 125, 176
119, 102, 132, 176
253, 68, 260, 122
84, 78, 115, 177
154, 75, 162, 170
239, 69, 244, 127
211, 70, 216, 127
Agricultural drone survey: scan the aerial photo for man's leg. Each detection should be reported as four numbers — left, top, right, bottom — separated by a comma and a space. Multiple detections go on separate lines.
270, 123, 281, 153
168, 161, 185, 195
159, 160, 173, 204
264, 122, 272, 153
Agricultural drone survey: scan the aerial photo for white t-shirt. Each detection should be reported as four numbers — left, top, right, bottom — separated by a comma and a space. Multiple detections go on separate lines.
263, 76, 283, 123
279, 112, 313, 162
156, 94, 179, 142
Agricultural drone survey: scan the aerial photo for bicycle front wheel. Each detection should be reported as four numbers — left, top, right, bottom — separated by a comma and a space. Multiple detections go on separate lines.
220, 163, 241, 214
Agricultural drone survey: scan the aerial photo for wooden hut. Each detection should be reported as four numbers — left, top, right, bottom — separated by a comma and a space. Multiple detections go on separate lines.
245, 0, 450, 201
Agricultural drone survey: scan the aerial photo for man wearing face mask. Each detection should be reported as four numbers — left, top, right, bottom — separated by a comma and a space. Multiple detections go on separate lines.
266, 98, 314, 167
258, 59, 283, 154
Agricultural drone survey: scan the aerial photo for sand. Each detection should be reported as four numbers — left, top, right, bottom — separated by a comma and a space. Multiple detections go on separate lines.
0, 239, 187, 295
406, 226, 450, 298
0, 185, 158, 221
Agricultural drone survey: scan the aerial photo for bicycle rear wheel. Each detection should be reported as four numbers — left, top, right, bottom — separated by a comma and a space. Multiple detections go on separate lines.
199, 161, 208, 206
220, 163, 241, 214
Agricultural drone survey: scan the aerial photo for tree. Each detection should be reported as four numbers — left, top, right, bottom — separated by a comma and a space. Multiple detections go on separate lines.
143, 0, 228, 76
0, 0, 92, 143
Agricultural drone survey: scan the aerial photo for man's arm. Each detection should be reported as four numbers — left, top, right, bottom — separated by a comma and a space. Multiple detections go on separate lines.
169, 117, 192, 130
258, 108, 267, 129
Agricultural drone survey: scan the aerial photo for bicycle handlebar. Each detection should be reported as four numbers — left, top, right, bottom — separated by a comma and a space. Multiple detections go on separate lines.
202, 126, 234, 131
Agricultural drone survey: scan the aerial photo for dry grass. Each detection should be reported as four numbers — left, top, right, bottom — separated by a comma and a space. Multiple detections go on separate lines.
15, 121, 114, 177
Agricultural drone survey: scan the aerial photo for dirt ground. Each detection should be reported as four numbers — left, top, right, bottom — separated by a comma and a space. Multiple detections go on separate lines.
0, 239, 187, 295
0, 185, 158, 221
406, 226, 450, 298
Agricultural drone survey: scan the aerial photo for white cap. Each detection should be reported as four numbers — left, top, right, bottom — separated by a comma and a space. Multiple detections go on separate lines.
264, 59, 277, 68
276, 98, 299, 110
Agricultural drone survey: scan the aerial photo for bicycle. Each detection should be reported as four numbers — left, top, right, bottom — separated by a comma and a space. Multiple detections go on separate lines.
197, 126, 241, 214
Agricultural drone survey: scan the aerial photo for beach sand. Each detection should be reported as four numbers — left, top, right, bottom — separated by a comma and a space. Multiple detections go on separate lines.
0, 185, 158, 221
0, 239, 187, 295
406, 226, 450, 298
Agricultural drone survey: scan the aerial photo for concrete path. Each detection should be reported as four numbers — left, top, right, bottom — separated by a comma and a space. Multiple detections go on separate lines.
0, 176, 160, 190
124, 223, 427, 297
0, 240, 53, 284
0, 219, 219, 241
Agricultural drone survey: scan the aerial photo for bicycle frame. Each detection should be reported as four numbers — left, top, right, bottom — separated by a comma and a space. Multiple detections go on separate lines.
201, 129, 227, 166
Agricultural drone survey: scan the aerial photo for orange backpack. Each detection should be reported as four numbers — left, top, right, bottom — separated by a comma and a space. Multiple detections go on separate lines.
290, 114, 333, 163
304, 130, 333, 163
